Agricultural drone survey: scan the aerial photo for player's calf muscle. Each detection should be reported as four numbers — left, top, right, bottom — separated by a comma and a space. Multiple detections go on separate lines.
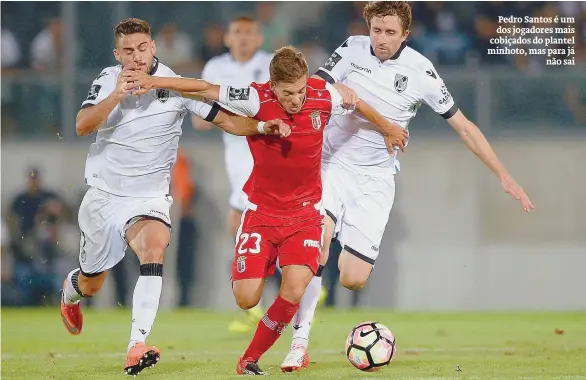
79, 272, 107, 296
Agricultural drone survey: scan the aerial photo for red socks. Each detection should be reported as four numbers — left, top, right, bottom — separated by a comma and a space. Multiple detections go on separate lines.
243, 295, 299, 362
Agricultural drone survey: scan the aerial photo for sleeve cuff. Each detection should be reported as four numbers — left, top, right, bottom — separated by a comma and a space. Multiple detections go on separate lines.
81, 102, 95, 109
440, 104, 459, 119
204, 102, 222, 122
315, 69, 336, 84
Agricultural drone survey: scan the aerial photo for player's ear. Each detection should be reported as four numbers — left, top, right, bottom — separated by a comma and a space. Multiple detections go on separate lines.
150, 39, 157, 56
113, 48, 121, 64
401, 29, 410, 42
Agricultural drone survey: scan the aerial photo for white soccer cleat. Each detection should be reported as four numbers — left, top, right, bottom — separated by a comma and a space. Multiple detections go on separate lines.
280, 344, 310, 372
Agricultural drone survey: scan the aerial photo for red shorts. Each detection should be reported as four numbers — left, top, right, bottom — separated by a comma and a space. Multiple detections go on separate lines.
231, 208, 324, 281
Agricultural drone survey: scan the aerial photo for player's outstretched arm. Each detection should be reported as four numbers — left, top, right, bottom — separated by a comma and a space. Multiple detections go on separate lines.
123, 70, 221, 101
211, 111, 291, 138
447, 110, 534, 212
76, 65, 135, 136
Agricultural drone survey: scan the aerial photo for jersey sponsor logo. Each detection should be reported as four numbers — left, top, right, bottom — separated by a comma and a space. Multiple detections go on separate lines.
303, 239, 321, 248
394, 73, 408, 93
438, 85, 452, 105
310, 110, 322, 131
371, 245, 379, 252
351, 62, 372, 74
323, 52, 342, 71
229, 87, 250, 101
425, 69, 437, 79
86, 84, 101, 101
236, 255, 247, 273
157, 89, 170, 103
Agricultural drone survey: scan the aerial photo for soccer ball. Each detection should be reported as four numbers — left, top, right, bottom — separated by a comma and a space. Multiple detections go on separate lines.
345, 321, 396, 372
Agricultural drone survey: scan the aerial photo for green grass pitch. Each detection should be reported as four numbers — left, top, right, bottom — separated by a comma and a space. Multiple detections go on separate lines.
2, 308, 585, 379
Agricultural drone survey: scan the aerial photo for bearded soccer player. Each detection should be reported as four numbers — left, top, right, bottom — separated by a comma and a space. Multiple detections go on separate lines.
280, 1, 535, 371
59, 18, 289, 377
125, 45, 408, 374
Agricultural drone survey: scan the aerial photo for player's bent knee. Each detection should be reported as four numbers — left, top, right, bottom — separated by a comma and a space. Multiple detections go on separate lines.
339, 273, 368, 290
140, 245, 166, 264
338, 249, 373, 290
234, 294, 261, 310
232, 279, 263, 309
279, 281, 307, 304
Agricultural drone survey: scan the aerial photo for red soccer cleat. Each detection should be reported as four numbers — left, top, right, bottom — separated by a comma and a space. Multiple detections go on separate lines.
60, 280, 83, 335
236, 356, 267, 375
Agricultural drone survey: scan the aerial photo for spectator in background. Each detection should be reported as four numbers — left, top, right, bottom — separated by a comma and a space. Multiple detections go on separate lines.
200, 23, 226, 62
171, 148, 197, 307
30, 17, 63, 131
1, 27, 21, 135
1, 28, 20, 70
31, 17, 63, 72
155, 23, 200, 74
7, 168, 69, 305
256, 2, 291, 51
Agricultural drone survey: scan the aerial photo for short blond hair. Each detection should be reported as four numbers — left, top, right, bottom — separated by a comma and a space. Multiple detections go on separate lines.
269, 46, 309, 84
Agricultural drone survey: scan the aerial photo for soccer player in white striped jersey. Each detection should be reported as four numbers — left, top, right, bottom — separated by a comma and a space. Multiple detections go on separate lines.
57, 18, 289, 377
281, 1, 534, 371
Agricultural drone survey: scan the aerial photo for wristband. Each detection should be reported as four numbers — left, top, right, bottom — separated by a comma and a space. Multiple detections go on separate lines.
257, 121, 266, 134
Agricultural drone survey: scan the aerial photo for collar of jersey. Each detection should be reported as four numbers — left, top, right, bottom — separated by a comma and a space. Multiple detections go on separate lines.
149, 56, 160, 75
370, 42, 406, 64
228, 52, 259, 66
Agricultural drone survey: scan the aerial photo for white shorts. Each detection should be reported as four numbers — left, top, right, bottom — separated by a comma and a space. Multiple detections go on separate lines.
77, 187, 173, 275
321, 162, 395, 264
225, 140, 253, 212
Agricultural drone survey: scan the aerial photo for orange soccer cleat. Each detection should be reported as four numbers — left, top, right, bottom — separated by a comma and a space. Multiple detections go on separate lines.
236, 356, 267, 375
124, 342, 161, 376
60, 280, 83, 335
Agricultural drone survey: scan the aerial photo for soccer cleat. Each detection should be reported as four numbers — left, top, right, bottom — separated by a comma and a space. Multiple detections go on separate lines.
60, 280, 83, 335
124, 342, 161, 376
236, 356, 267, 375
317, 286, 328, 307
280, 344, 310, 372
228, 305, 264, 333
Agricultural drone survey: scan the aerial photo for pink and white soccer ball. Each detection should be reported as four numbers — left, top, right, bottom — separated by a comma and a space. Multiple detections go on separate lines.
345, 321, 396, 372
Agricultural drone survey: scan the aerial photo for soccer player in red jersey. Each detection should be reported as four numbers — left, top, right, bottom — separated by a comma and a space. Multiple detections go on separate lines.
125, 46, 407, 375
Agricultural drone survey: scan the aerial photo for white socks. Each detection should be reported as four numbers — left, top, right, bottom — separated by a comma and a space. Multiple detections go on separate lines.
128, 264, 163, 352
63, 268, 85, 305
291, 274, 323, 348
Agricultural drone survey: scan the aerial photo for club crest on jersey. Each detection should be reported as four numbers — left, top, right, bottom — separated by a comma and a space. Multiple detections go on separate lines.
236, 256, 246, 273
310, 110, 322, 130
394, 73, 408, 93
157, 89, 170, 103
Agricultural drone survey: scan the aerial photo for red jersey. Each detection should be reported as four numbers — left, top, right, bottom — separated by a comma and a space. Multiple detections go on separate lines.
218, 78, 352, 216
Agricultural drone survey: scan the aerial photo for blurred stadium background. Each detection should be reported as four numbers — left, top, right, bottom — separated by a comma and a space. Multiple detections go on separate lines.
1, 1, 586, 313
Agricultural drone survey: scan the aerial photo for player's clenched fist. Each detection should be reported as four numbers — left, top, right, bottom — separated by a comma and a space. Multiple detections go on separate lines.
262, 119, 291, 138
114, 64, 138, 100
122, 69, 153, 96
